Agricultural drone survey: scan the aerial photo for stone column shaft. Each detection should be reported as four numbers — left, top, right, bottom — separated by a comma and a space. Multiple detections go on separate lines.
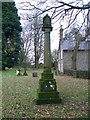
44, 29, 51, 68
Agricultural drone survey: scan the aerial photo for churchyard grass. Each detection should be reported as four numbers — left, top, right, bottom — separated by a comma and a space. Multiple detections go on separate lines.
1, 68, 89, 119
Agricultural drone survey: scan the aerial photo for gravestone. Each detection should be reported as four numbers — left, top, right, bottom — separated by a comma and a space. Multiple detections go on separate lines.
32, 72, 38, 77
36, 14, 61, 104
16, 69, 22, 76
23, 68, 28, 76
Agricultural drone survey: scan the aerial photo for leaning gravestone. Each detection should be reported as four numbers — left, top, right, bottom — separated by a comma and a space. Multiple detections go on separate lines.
36, 14, 61, 104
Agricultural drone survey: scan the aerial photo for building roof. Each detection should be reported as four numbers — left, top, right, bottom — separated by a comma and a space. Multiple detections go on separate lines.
60, 40, 89, 50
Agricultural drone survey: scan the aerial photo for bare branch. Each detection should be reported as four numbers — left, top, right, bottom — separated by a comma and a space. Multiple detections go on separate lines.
56, 1, 90, 10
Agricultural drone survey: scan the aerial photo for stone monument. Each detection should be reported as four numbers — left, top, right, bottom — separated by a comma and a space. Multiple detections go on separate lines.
36, 14, 61, 104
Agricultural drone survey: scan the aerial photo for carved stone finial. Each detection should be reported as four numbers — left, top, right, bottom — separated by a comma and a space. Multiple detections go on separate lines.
42, 14, 52, 31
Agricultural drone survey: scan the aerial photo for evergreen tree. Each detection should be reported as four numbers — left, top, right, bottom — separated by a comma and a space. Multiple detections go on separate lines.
2, 2, 22, 70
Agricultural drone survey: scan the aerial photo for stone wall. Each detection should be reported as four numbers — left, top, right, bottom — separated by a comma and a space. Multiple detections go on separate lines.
77, 51, 88, 71
63, 50, 89, 71
63, 51, 72, 70
63, 50, 90, 78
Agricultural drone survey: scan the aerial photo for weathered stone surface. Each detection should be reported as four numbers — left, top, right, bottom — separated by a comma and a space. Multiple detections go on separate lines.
36, 14, 61, 105
42, 14, 52, 31
32, 72, 38, 77
16, 69, 22, 76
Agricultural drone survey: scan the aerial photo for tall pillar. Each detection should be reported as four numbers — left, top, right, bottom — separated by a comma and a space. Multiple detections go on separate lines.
36, 14, 61, 105
87, 6, 90, 79
44, 29, 51, 68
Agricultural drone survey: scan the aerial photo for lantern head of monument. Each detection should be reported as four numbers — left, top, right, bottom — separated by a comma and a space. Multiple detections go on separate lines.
42, 14, 53, 31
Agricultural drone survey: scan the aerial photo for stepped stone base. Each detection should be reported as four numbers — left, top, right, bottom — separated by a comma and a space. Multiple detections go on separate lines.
36, 88, 61, 105
36, 98, 61, 105
36, 68, 61, 105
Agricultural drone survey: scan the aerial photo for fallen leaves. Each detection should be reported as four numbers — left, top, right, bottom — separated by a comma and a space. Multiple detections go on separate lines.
2, 69, 89, 118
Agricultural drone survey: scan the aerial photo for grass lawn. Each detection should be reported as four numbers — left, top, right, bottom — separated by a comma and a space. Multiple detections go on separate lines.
1, 68, 89, 119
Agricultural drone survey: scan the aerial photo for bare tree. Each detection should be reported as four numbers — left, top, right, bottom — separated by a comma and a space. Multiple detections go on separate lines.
19, 11, 44, 67
15, 0, 90, 69
51, 49, 58, 74
20, 21, 34, 66
34, 12, 44, 68
18, 0, 90, 33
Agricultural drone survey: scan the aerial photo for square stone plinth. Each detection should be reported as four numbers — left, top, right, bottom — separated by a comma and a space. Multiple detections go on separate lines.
36, 90, 61, 105
36, 70, 61, 105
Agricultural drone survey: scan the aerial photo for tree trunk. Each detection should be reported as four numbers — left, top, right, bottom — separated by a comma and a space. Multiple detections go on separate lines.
72, 49, 77, 70
2, 65, 5, 70
72, 39, 80, 77
72, 38, 80, 70
34, 14, 38, 68
34, 42, 37, 68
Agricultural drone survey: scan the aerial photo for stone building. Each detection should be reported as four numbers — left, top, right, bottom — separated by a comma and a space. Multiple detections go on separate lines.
58, 40, 89, 78
58, 8, 90, 78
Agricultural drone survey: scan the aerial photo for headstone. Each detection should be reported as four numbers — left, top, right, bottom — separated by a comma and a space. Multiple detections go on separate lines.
16, 69, 22, 76
36, 14, 61, 105
32, 72, 38, 77
23, 68, 28, 76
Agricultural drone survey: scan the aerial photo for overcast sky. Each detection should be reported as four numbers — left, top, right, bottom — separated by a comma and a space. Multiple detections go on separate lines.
14, 0, 89, 51
14, 0, 62, 51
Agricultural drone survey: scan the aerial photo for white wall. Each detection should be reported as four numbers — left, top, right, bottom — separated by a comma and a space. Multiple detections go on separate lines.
63, 50, 89, 71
